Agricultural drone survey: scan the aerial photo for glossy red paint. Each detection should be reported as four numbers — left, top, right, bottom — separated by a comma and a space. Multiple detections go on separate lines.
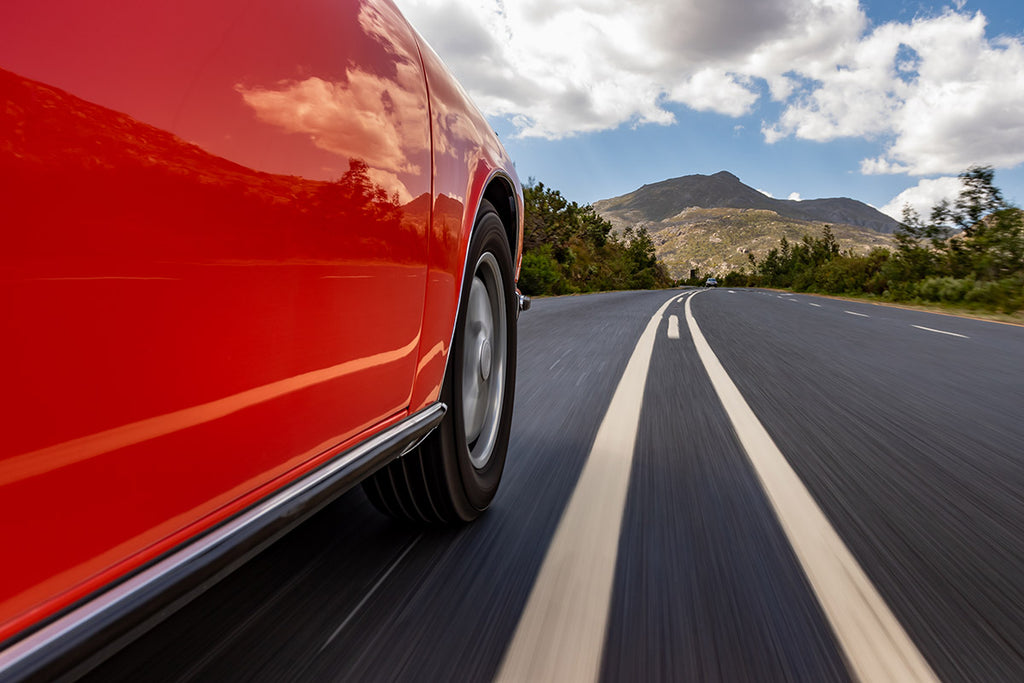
0, 0, 521, 647
409, 38, 525, 411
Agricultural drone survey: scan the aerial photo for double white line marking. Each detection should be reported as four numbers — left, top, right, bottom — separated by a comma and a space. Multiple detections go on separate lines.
497, 291, 936, 682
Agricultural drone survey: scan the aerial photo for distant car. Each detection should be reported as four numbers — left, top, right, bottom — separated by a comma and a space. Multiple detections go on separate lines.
705, 277, 719, 287
0, 0, 525, 677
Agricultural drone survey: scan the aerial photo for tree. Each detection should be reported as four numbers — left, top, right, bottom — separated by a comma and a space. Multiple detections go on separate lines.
730, 166, 1022, 311
954, 166, 1004, 236
519, 179, 672, 295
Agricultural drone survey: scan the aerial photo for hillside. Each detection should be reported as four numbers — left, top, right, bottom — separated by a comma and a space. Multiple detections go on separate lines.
647, 207, 892, 279
594, 171, 900, 233
593, 171, 897, 279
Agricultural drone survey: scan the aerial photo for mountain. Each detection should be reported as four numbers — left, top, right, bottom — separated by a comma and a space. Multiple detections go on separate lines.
593, 171, 898, 279
594, 171, 900, 234
645, 207, 893, 279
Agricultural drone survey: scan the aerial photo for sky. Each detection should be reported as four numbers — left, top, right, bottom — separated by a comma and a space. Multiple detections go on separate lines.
394, 0, 1024, 221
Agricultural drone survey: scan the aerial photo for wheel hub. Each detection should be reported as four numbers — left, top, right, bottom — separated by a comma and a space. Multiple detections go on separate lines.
479, 338, 492, 381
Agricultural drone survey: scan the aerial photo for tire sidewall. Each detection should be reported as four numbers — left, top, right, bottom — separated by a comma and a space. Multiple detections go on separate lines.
447, 204, 517, 512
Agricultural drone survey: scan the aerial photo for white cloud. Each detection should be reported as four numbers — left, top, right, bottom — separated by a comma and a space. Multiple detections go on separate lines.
860, 156, 910, 175
669, 69, 759, 117
757, 188, 774, 197
397, 0, 865, 138
810, 11, 1024, 175
396, 0, 1024, 179
788, 192, 802, 201
879, 176, 963, 221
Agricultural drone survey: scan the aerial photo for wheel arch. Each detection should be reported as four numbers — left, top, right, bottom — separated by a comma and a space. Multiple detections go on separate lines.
481, 172, 522, 276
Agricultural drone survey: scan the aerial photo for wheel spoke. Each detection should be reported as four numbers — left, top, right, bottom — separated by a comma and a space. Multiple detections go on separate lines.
463, 276, 490, 443
461, 252, 506, 469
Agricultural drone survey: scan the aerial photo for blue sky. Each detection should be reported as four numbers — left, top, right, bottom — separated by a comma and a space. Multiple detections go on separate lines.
398, 0, 1024, 219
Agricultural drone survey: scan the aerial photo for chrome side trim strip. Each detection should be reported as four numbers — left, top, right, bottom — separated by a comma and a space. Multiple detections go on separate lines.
0, 403, 447, 682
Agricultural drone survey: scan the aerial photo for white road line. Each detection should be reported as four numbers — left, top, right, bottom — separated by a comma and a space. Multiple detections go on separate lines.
667, 315, 680, 339
729, 290, 736, 293
844, 310, 870, 318
809, 303, 822, 308
495, 293, 678, 683
320, 535, 422, 651
912, 324, 969, 339
684, 296, 937, 682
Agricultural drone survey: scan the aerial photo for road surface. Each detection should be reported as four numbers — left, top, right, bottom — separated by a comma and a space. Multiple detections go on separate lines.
88, 289, 1024, 682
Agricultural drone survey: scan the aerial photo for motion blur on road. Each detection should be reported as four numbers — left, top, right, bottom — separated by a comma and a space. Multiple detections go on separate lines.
88, 289, 1024, 682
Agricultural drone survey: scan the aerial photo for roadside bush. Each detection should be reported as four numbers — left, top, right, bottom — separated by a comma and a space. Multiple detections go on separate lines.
963, 279, 1001, 306
630, 267, 659, 290
519, 245, 563, 296
521, 180, 673, 295
915, 277, 974, 303
722, 271, 748, 287
810, 260, 851, 293
962, 277, 1024, 311
738, 168, 1023, 312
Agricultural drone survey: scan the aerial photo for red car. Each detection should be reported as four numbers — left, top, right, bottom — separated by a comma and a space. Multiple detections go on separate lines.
0, 0, 525, 677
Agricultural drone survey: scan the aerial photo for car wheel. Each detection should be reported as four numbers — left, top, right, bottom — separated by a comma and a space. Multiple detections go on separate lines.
363, 199, 516, 523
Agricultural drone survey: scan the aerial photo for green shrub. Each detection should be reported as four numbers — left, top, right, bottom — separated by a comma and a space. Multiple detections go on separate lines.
521, 181, 673, 295
915, 277, 975, 303
519, 245, 562, 296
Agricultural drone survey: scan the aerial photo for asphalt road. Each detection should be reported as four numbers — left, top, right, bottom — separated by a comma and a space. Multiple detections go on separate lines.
87, 288, 1024, 682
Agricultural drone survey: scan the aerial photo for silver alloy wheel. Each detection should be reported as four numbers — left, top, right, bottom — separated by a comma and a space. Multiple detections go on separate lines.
461, 251, 506, 469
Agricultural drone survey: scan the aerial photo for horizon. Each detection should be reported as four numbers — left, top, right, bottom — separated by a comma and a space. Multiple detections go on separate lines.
396, 0, 1024, 221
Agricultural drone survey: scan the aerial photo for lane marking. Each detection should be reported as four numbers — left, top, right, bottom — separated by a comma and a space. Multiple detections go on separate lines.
684, 295, 937, 682
729, 290, 736, 294
495, 292, 678, 683
844, 310, 870, 318
912, 324, 968, 339
320, 535, 422, 651
667, 315, 680, 339
809, 303, 822, 308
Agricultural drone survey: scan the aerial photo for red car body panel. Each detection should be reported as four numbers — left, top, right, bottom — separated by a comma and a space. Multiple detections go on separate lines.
0, 0, 521, 649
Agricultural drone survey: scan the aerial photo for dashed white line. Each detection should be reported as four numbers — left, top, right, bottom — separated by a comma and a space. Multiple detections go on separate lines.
495, 292, 678, 683
809, 303, 822, 308
684, 296, 936, 682
667, 315, 680, 339
844, 310, 870, 318
912, 324, 969, 339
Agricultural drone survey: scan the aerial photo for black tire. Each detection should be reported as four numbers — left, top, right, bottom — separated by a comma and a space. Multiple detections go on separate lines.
363, 199, 517, 523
